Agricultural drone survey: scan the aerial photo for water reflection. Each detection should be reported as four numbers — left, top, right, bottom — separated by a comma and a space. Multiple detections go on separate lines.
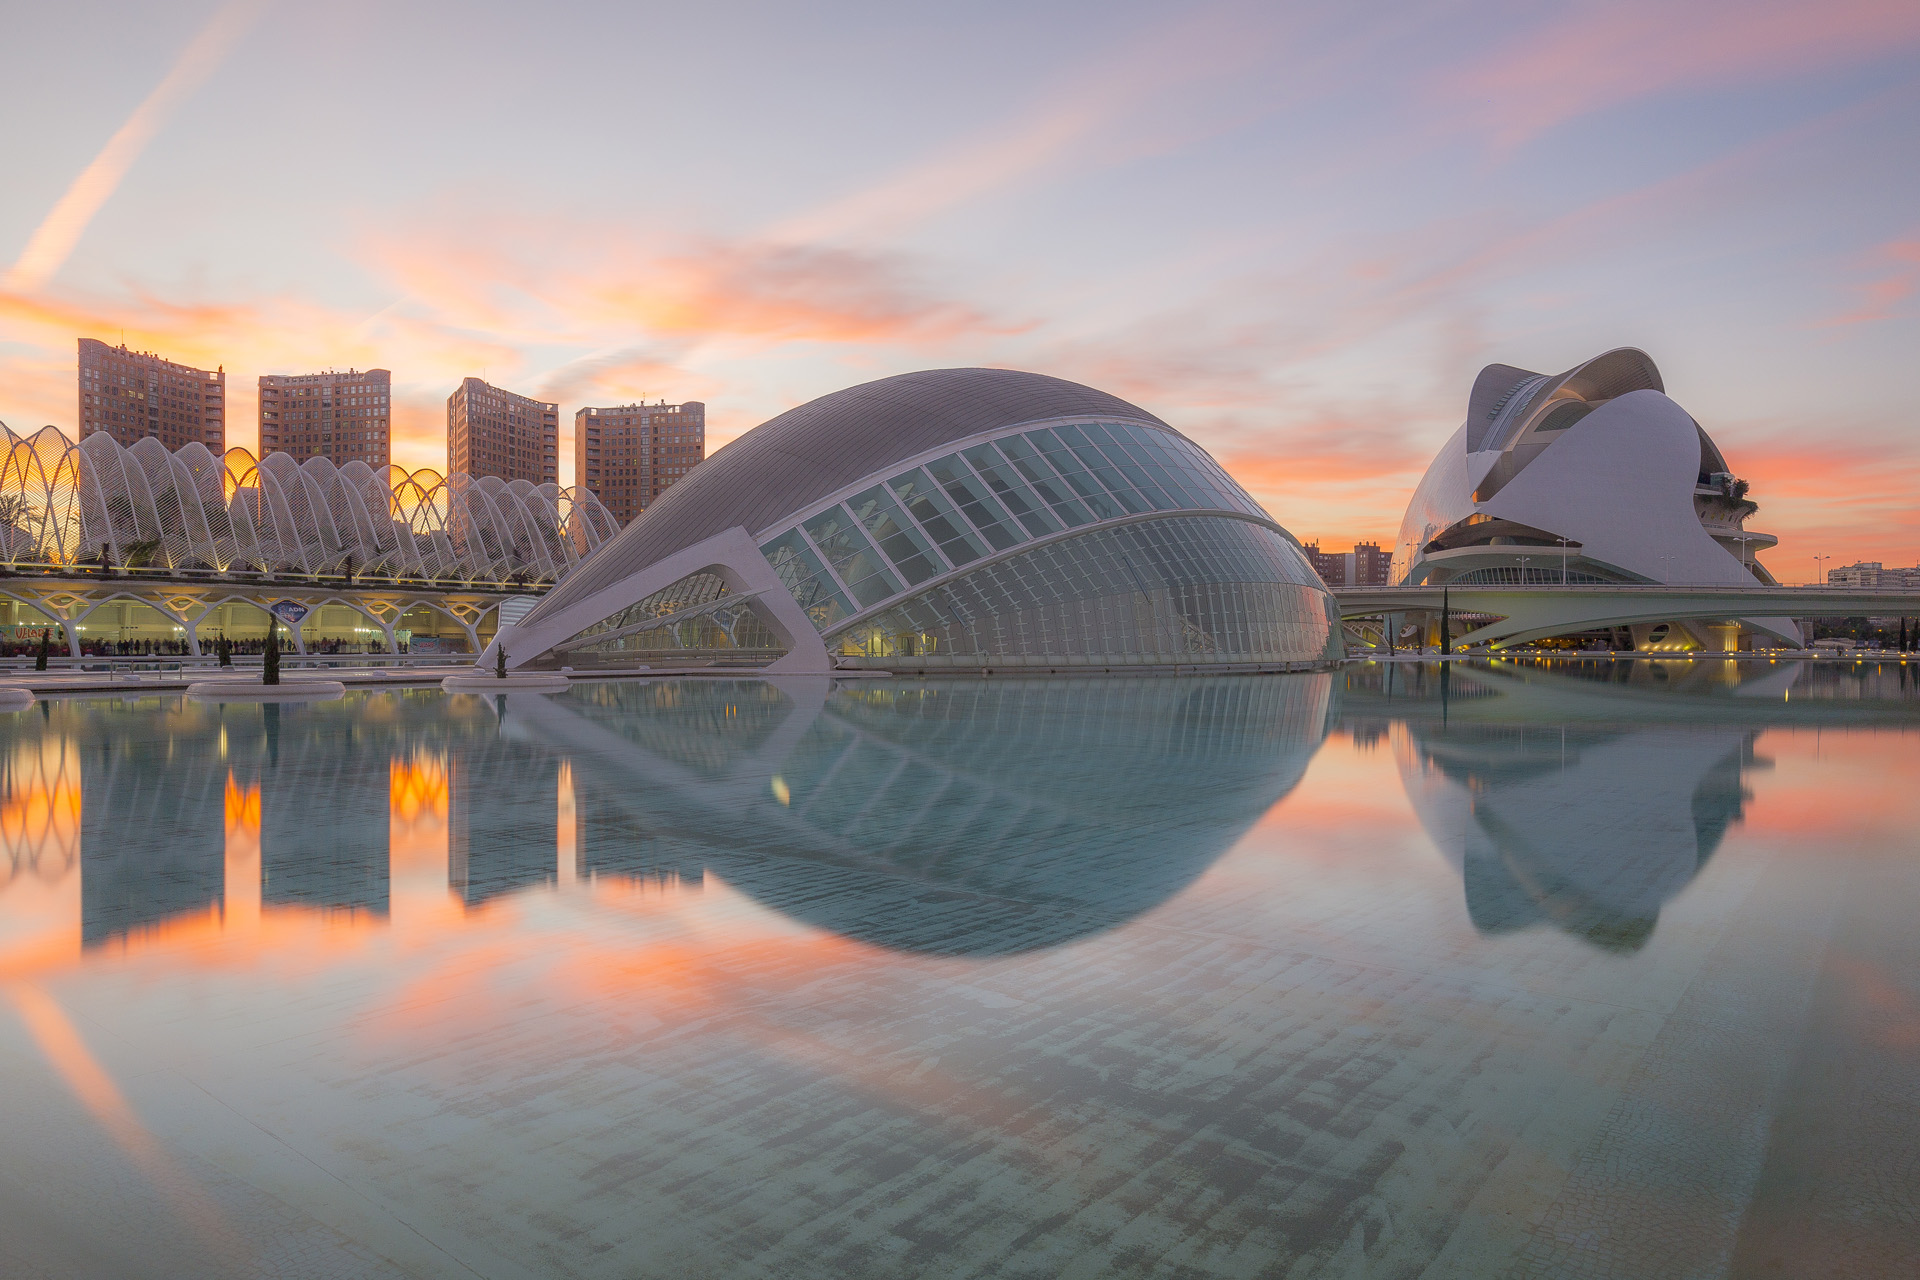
0, 670, 1914, 1277
0, 675, 1335, 962
1347, 658, 1920, 951
525, 675, 1334, 954
1398, 724, 1755, 951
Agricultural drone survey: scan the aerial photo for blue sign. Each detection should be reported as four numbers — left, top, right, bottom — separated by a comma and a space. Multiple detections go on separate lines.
269, 600, 310, 625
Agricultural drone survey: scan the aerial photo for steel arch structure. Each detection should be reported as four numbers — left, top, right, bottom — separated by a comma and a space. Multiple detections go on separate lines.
0, 422, 619, 584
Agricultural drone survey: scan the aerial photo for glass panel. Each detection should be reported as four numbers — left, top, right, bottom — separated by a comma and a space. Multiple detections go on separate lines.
887, 468, 989, 567
960, 444, 1062, 537
802, 508, 903, 608
1119, 428, 1212, 508
991, 435, 1092, 527
846, 485, 946, 585
759, 528, 855, 630
1022, 428, 1129, 519
922, 454, 1023, 551
1052, 424, 1151, 515
824, 515, 1336, 667
1080, 423, 1179, 511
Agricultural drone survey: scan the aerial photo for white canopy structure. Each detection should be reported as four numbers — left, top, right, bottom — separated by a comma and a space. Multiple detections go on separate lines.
0, 422, 619, 584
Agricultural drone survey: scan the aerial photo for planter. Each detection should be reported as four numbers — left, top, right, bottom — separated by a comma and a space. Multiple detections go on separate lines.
440, 671, 571, 693
187, 678, 346, 702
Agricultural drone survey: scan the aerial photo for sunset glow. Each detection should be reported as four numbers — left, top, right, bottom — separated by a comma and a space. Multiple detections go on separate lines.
1, 2, 1913, 567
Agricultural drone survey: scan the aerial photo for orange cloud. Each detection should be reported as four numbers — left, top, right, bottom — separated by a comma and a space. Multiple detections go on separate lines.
1434, 0, 1920, 147
1721, 432, 1920, 569
1823, 235, 1920, 326
358, 218, 1023, 350
535, 349, 719, 408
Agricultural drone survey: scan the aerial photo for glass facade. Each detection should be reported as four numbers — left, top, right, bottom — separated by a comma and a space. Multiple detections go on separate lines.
757, 421, 1280, 642
550, 570, 786, 668
530, 416, 1336, 673
834, 516, 1335, 668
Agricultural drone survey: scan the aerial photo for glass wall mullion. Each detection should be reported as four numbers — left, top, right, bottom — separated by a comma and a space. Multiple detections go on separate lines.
795, 519, 861, 608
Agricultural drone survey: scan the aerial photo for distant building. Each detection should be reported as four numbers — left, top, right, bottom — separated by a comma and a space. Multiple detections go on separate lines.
1301, 541, 1341, 585
574, 400, 706, 525
259, 368, 391, 468
449, 378, 558, 485
77, 338, 225, 452
1830, 561, 1920, 588
1301, 540, 1393, 587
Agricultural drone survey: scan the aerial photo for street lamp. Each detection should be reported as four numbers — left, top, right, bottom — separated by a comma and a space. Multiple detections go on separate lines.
1556, 537, 1571, 584
1814, 553, 1831, 587
1518, 554, 1531, 585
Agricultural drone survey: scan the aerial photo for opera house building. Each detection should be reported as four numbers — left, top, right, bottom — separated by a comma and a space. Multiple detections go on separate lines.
498, 369, 1341, 673
1392, 347, 1796, 648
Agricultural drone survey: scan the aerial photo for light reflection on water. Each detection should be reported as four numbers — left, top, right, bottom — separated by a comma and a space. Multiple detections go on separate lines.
0, 664, 1915, 1278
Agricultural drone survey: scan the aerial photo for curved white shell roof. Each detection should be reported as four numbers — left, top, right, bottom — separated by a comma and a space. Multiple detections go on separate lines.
521, 368, 1182, 630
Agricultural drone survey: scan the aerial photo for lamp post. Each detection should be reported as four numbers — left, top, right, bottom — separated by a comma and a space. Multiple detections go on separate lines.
1518, 554, 1531, 586
1556, 538, 1571, 584
1814, 553, 1831, 587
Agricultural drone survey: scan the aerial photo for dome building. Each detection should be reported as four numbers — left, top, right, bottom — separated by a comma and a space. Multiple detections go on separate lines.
495, 368, 1340, 673
1392, 347, 1797, 649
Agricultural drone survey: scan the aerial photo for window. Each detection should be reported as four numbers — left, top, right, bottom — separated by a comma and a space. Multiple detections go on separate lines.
886, 468, 988, 567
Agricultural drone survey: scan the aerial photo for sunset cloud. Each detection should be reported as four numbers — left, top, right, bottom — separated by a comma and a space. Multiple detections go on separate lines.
1434, 0, 1920, 148
1823, 236, 1920, 326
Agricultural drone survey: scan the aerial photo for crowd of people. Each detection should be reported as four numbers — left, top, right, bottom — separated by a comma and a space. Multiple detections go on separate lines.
0, 631, 424, 658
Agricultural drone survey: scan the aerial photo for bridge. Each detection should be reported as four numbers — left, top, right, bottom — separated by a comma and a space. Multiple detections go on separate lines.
1330, 584, 1920, 649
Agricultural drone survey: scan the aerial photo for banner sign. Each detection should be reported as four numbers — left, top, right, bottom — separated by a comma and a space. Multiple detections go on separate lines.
269, 600, 310, 626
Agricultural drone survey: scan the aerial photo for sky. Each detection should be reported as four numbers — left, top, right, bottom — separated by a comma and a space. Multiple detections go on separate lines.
1, 0, 1916, 574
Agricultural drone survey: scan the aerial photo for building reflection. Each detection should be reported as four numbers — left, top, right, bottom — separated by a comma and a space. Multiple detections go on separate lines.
2, 660, 1913, 966
80, 708, 227, 946
1397, 722, 1757, 951
514, 674, 1337, 955
0, 676, 1338, 963
1337, 659, 1859, 952
0, 736, 84, 971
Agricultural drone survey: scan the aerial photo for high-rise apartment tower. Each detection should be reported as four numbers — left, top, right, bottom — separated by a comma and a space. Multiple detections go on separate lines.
1301, 540, 1393, 587
77, 339, 225, 452
574, 400, 706, 525
448, 378, 558, 485
259, 369, 391, 468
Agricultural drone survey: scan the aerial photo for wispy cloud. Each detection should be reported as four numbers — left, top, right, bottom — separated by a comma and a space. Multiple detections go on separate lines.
1434, 0, 1920, 148
356, 216, 1024, 351
772, 2, 1291, 245
1822, 235, 1920, 326
4, 0, 268, 292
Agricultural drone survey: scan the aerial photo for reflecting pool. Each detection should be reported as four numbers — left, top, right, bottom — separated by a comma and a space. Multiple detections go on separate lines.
1, 662, 1916, 1278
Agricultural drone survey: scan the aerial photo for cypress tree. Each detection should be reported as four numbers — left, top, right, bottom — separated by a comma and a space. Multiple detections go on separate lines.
263, 624, 280, 686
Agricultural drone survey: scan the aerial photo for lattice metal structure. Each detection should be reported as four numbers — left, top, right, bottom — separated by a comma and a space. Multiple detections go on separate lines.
502, 369, 1342, 673
0, 422, 619, 583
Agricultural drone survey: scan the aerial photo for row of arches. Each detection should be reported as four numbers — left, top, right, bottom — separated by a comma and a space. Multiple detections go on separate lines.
0, 585, 499, 658
0, 423, 620, 582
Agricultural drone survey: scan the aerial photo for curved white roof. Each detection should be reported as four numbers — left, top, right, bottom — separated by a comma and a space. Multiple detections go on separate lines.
522, 368, 1178, 629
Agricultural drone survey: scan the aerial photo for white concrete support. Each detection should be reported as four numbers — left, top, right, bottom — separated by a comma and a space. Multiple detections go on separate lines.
487, 525, 835, 674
